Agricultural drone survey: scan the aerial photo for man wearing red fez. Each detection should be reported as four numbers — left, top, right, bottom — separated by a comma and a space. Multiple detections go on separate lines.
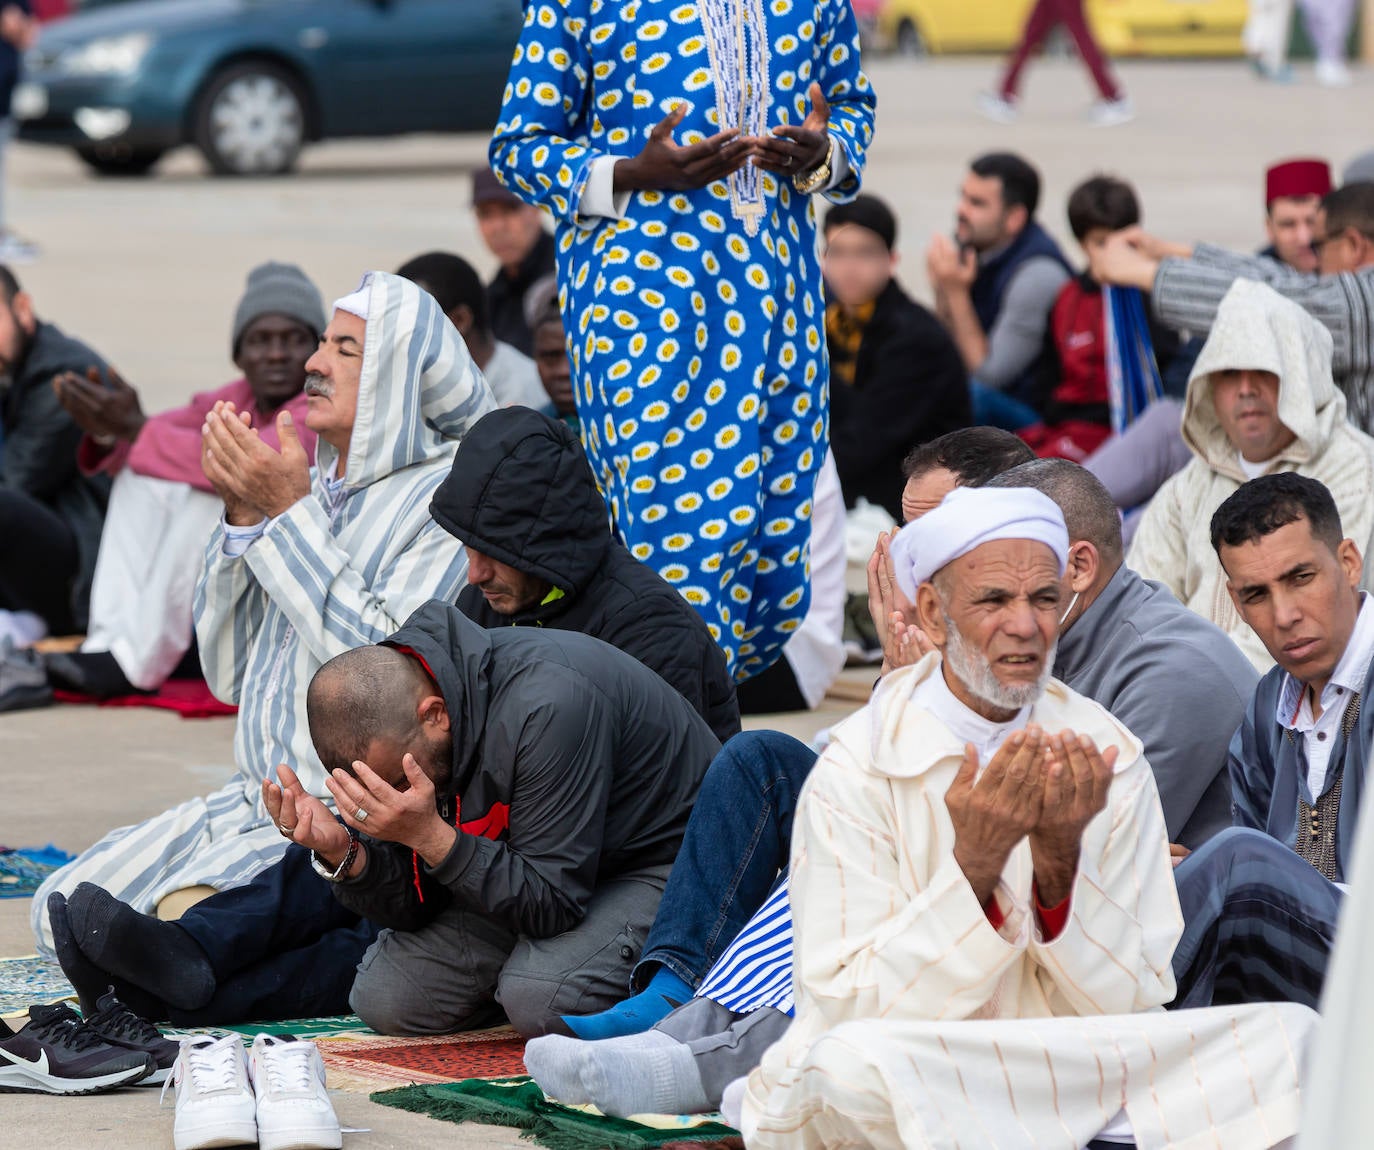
1263, 158, 1334, 275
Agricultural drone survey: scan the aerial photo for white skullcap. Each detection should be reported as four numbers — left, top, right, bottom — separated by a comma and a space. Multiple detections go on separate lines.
331, 284, 371, 321
890, 486, 1069, 601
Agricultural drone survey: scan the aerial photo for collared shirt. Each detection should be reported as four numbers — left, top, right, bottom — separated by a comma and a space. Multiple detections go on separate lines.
1277, 592, 1374, 799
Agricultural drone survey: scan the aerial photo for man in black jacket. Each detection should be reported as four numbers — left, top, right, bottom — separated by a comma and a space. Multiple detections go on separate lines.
823, 196, 969, 521
432, 405, 739, 743
0, 265, 111, 642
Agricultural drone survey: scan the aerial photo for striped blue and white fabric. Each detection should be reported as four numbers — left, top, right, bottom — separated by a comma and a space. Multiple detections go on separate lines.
32, 273, 498, 955
696, 878, 795, 1016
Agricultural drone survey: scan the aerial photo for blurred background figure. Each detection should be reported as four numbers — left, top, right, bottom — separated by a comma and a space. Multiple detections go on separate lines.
1262, 158, 1333, 271
471, 166, 556, 357
0, 0, 36, 263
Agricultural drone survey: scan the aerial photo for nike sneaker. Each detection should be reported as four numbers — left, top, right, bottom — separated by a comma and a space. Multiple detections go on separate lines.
0, 1003, 153, 1095
82, 989, 180, 1086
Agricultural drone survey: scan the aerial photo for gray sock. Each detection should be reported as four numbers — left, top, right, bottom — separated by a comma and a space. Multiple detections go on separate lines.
578, 1029, 710, 1117
526, 1030, 686, 1105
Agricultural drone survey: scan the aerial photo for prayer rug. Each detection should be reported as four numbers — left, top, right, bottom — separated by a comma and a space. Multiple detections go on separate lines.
0, 956, 74, 1017
54, 680, 237, 719
0, 846, 74, 898
371, 1077, 741, 1149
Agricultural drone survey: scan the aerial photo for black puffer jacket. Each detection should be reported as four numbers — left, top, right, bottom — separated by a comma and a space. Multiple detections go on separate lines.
431, 407, 740, 743
332, 602, 719, 937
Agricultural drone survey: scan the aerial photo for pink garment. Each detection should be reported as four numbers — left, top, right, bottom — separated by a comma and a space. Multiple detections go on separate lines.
78, 379, 317, 494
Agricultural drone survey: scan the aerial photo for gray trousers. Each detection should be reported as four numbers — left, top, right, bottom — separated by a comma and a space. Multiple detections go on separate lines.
657, 996, 792, 1104
349, 862, 671, 1039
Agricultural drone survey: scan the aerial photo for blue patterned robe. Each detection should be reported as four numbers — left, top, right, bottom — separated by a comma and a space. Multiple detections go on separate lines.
490, 0, 875, 679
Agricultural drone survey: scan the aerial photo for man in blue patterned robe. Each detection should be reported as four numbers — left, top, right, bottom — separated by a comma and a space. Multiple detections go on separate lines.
490, 0, 876, 679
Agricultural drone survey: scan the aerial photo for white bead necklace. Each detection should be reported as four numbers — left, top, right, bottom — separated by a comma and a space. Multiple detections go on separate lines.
699, 0, 771, 236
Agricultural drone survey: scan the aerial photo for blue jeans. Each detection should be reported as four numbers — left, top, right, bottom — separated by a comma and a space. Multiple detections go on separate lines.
1170, 826, 1344, 1010
173, 844, 379, 1025
633, 730, 816, 990
969, 380, 1039, 431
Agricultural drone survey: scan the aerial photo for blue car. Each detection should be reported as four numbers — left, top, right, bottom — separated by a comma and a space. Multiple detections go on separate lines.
15, 0, 524, 176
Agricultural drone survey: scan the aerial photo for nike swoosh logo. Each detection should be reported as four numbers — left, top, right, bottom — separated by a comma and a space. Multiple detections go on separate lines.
0, 1047, 49, 1076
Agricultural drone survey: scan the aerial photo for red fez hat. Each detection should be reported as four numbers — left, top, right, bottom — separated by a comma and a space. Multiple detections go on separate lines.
1265, 159, 1333, 205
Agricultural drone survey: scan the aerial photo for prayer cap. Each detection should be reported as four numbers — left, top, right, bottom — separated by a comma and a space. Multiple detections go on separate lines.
1265, 159, 1332, 205
890, 487, 1069, 602
332, 282, 371, 322
1343, 150, 1374, 186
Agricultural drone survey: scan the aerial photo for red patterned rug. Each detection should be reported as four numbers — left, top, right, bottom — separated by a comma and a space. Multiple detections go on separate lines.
314, 1026, 527, 1092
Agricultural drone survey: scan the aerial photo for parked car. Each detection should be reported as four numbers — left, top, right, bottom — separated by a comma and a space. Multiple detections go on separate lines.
877, 0, 1248, 57
13, 0, 524, 177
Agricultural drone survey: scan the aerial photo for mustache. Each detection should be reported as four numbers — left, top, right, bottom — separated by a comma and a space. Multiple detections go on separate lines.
304, 372, 333, 398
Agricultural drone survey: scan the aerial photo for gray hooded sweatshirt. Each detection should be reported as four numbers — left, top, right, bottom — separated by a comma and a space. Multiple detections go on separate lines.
1129, 279, 1374, 670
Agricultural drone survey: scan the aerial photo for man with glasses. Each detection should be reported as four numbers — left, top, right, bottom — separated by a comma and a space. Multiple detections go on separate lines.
1093, 181, 1374, 433
822, 195, 968, 522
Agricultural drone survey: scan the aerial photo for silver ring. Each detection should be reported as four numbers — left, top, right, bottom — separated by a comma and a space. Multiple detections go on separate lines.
785, 155, 794, 168
278, 823, 294, 834
355, 807, 368, 823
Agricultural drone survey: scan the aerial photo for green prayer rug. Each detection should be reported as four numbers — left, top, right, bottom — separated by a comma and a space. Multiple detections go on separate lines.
371, 1076, 741, 1149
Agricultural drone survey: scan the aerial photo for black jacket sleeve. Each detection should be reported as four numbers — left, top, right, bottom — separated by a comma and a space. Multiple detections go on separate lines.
330, 837, 451, 933
1, 375, 84, 501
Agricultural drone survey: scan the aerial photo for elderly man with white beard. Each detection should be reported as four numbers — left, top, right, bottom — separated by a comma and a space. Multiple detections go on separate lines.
737, 487, 1316, 1150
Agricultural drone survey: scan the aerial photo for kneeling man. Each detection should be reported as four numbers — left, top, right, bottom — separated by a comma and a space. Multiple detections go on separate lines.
740, 488, 1311, 1149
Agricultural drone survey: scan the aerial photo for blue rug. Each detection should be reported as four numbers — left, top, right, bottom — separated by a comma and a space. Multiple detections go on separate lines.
0, 956, 74, 1016
0, 846, 73, 899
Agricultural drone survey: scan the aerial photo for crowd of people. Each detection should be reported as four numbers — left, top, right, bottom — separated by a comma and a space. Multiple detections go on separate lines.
2, 2, 1374, 1147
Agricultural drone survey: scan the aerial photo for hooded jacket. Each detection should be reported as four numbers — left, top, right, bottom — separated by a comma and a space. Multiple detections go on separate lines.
332, 602, 720, 938
1129, 280, 1374, 670
194, 272, 498, 799
432, 407, 740, 743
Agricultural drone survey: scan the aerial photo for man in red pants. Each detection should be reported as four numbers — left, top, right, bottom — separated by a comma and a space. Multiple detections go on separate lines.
979, 0, 1132, 127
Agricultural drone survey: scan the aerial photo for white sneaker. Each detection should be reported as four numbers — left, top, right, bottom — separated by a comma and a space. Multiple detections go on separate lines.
249, 1035, 342, 1150
976, 91, 1019, 123
162, 1034, 257, 1150
1316, 60, 1352, 87
1088, 96, 1135, 126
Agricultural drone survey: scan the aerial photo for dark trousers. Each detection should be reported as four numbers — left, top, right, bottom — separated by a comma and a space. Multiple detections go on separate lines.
0, 488, 79, 634
999, 0, 1121, 101
736, 654, 808, 715
1169, 826, 1345, 1010
172, 844, 378, 1026
635, 730, 815, 990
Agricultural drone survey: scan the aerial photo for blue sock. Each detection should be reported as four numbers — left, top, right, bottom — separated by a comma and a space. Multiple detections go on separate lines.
563, 967, 693, 1040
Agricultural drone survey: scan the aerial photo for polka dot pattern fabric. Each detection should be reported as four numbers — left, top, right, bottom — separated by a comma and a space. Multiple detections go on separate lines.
491, 0, 875, 679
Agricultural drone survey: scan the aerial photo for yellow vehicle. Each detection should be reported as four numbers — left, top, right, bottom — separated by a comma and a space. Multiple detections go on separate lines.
876, 0, 1248, 57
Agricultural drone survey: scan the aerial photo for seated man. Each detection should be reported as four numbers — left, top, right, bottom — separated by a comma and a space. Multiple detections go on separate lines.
473, 166, 556, 356
32, 271, 497, 954
65, 601, 720, 1037
530, 303, 576, 430
1128, 279, 1374, 669
1171, 473, 1371, 1011
735, 489, 1313, 1148
5, 261, 324, 704
526, 462, 1257, 1116
395, 251, 548, 413
822, 194, 968, 522
925, 152, 1070, 430
47, 406, 738, 1026
0, 265, 111, 650
1095, 180, 1374, 432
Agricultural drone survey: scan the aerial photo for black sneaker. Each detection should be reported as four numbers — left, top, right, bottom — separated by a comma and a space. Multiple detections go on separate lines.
0, 636, 52, 713
0, 1003, 153, 1094
83, 990, 180, 1086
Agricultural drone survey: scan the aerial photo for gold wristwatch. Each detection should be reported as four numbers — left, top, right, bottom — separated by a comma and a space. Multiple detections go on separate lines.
793, 138, 835, 195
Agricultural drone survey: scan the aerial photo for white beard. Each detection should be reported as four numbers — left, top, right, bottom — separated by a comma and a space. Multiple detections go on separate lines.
942, 609, 1057, 712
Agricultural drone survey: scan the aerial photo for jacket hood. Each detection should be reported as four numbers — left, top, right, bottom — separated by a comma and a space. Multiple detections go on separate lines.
430, 407, 611, 598
318, 272, 498, 491
1181, 279, 1340, 475
385, 601, 495, 800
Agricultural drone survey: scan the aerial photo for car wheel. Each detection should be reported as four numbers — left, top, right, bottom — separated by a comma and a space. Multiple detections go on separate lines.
194, 61, 307, 176
896, 18, 927, 57
75, 146, 165, 177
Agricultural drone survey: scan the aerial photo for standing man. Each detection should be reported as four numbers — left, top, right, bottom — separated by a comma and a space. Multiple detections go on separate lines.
926, 153, 1071, 431
490, 0, 876, 681
979, 0, 1132, 126
0, 1, 35, 263
472, 167, 556, 357
1262, 158, 1333, 272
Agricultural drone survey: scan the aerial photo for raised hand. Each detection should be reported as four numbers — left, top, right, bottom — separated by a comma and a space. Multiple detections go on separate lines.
1028, 731, 1118, 906
614, 104, 755, 193
946, 727, 1048, 906
867, 529, 930, 674
326, 755, 456, 866
926, 232, 978, 293
202, 404, 310, 521
751, 82, 831, 175
53, 365, 146, 443
263, 764, 352, 862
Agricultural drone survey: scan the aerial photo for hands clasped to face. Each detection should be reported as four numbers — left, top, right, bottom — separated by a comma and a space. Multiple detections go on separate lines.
946, 725, 1117, 909
866, 528, 935, 673
200, 399, 311, 526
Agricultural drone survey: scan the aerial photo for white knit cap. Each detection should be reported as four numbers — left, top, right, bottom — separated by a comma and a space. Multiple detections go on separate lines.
890, 487, 1069, 601
331, 283, 372, 321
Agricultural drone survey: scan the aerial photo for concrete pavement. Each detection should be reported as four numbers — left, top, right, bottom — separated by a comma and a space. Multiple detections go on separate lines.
1, 53, 1366, 1149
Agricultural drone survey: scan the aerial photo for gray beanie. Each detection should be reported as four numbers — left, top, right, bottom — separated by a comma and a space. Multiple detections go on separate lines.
1342, 150, 1374, 187
231, 261, 327, 355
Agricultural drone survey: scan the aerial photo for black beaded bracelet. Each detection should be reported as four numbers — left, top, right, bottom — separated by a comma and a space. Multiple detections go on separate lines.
314, 829, 360, 883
